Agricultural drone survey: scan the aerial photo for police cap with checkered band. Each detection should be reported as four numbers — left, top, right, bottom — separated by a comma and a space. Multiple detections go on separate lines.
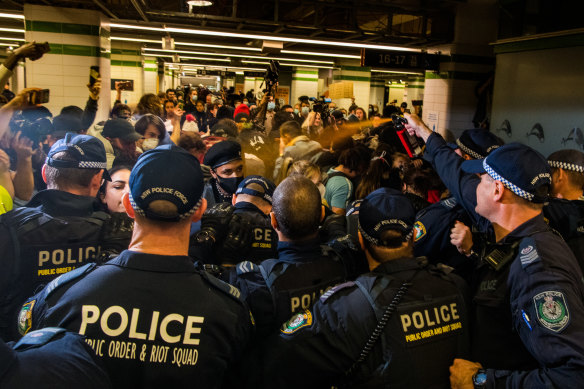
46, 132, 111, 181
461, 142, 551, 203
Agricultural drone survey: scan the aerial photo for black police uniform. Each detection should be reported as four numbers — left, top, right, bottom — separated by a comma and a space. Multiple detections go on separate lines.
413, 196, 475, 279
0, 327, 112, 388
190, 201, 277, 265
260, 257, 470, 389
224, 237, 366, 337
0, 189, 130, 341
543, 197, 584, 269
424, 132, 584, 387
23, 250, 254, 389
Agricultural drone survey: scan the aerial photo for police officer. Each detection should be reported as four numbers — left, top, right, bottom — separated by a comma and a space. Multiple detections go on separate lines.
1, 327, 112, 388
22, 145, 253, 388
191, 175, 277, 265
413, 129, 504, 279
404, 114, 584, 388
259, 188, 470, 388
202, 140, 244, 207
544, 149, 584, 265
225, 175, 366, 337
0, 132, 132, 341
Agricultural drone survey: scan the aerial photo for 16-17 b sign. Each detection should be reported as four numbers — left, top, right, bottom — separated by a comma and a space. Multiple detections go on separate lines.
361, 49, 439, 71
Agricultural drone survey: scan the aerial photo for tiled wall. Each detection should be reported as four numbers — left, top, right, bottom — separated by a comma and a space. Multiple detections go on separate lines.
110, 42, 143, 106
369, 81, 385, 111
23, 4, 111, 123
291, 68, 318, 104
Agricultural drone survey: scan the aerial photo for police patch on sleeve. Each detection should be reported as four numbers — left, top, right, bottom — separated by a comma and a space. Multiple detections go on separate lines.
413, 221, 426, 242
18, 300, 35, 336
280, 310, 312, 334
533, 291, 570, 332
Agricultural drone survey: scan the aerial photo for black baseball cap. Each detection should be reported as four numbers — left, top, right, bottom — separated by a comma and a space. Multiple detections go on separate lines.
358, 188, 416, 245
203, 140, 242, 169
102, 119, 141, 142
129, 145, 204, 221
46, 133, 111, 180
462, 143, 551, 203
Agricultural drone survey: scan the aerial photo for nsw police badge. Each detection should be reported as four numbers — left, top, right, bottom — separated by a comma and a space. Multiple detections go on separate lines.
533, 291, 570, 332
281, 310, 312, 334
18, 300, 35, 335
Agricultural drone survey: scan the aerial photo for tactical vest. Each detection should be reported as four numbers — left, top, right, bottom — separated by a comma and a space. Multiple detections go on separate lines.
260, 245, 350, 325
348, 264, 468, 389
0, 207, 109, 340
470, 237, 539, 370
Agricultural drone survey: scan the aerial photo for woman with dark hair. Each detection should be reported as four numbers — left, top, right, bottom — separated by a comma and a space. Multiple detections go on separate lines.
192, 100, 208, 132
134, 113, 179, 151
163, 99, 177, 133
99, 165, 132, 213
355, 148, 402, 200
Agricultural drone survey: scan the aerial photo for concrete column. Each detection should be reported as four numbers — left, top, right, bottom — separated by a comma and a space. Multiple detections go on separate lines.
23, 4, 111, 121
110, 42, 143, 105
143, 58, 157, 94
405, 76, 424, 103
369, 78, 386, 111
332, 66, 371, 110
291, 67, 318, 104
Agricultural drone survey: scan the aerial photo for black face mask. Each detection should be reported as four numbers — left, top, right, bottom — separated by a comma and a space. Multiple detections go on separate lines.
216, 175, 243, 194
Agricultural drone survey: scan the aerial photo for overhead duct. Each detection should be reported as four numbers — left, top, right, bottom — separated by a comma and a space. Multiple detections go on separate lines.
262, 40, 283, 55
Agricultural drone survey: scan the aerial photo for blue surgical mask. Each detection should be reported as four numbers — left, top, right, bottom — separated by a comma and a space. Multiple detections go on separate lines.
294, 108, 299, 114
267, 102, 276, 111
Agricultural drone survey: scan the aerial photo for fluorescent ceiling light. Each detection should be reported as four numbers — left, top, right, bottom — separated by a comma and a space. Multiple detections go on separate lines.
144, 47, 333, 64
242, 60, 333, 69
175, 41, 262, 52
0, 28, 25, 33
110, 23, 420, 52
371, 69, 424, 75
111, 23, 165, 32
111, 37, 160, 43
180, 56, 230, 62
167, 62, 264, 71
0, 13, 24, 19
281, 50, 359, 59
0, 43, 16, 47
143, 53, 230, 62
0, 37, 25, 42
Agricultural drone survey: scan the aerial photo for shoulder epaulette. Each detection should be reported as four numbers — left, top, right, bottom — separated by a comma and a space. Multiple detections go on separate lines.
518, 236, 541, 270
236, 260, 260, 275
441, 197, 458, 209
13, 327, 67, 350
200, 271, 243, 301
44, 263, 97, 299
320, 281, 355, 303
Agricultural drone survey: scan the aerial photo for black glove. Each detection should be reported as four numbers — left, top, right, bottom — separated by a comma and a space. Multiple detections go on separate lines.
194, 203, 235, 245
221, 213, 253, 264
99, 212, 134, 260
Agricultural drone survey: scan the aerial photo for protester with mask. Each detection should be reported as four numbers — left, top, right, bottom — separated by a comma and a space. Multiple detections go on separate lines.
202, 140, 244, 207
101, 118, 141, 167
134, 113, 180, 151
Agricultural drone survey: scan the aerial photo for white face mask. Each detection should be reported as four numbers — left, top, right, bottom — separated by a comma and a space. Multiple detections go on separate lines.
142, 138, 159, 151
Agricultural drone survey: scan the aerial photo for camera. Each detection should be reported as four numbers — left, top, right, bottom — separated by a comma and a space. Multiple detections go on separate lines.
116, 81, 133, 90
262, 60, 280, 94
10, 111, 53, 148
310, 97, 332, 126
30, 89, 50, 105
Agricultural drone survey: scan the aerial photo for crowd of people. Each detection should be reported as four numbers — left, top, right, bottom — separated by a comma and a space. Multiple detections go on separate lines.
0, 42, 583, 388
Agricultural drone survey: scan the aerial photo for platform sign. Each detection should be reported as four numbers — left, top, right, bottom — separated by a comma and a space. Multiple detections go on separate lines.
361, 49, 439, 71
